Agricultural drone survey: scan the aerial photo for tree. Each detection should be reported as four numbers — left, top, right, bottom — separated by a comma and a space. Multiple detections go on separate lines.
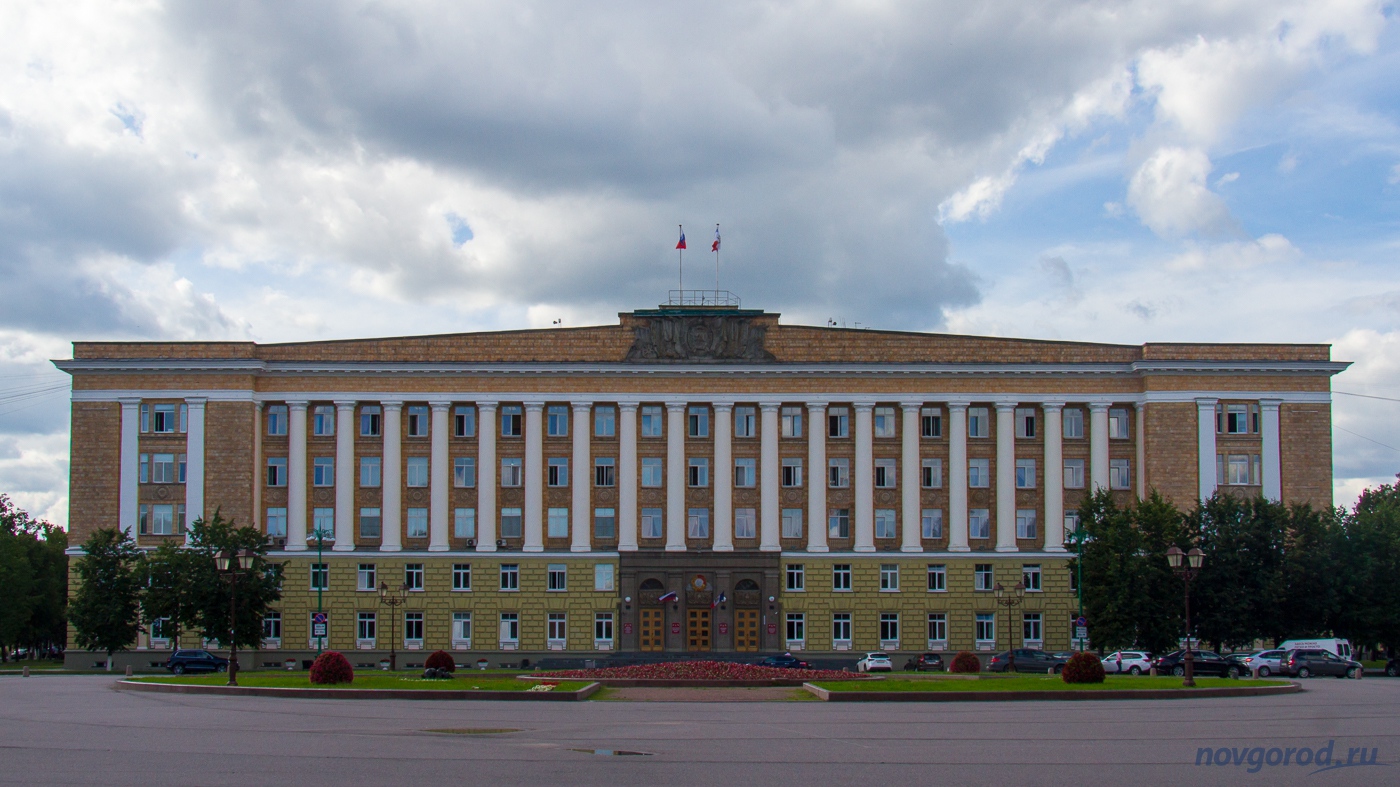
141, 541, 201, 649
1333, 481, 1400, 655
1189, 494, 1289, 652
0, 496, 68, 661
186, 510, 283, 652
69, 528, 144, 669
1276, 503, 1343, 642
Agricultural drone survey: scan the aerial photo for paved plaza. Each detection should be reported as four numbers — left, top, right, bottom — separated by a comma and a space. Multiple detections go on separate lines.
0, 675, 1396, 785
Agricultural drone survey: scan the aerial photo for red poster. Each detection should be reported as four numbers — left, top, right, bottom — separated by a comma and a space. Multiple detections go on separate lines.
623, 622, 633, 635
671, 622, 682, 634
766, 623, 777, 635
718, 622, 729, 635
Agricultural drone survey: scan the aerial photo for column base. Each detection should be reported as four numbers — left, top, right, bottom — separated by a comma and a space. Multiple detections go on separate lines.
378, 545, 402, 552
712, 544, 734, 552
332, 544, 355, 552
1043, 545, 1067, 553
522, 545, 544, 553
428, 544, 449, 552
665, 545, 687, 552
475, 544, 498, 553
282, 545, 307, 552
900, 546, 924, 553
570, 545, 592, 552
617, 544, 638, 552
853, 545, 876, 553
759, 545, 781, 552
948, 545, 971, 552
994, 545, 1019, 553
806, 545, 829, 553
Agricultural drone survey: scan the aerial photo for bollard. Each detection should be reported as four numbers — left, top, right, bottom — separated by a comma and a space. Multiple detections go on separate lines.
1149, 667, 1158, 677
1252, 666, 1260, 679
125, 664, 133, 678
23, 666, 29, 678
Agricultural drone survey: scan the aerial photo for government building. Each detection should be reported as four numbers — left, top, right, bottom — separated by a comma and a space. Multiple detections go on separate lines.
57, 298, 1344, 668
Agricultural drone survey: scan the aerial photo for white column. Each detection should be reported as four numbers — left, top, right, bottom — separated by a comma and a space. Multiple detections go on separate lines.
523, 402, 545, 552
287, 401, 309, 551
118, 398, 141, 537
759, 402, 782, 551
183, 397, 206, 540
665, 402, 687, 551
476, 402, 498, 552
380, 401, 403, 552
571, 402, 593, 552
1261, 399, 1282, 502
713, 403, 735, 552
806, 402, 829, 553
1135, 402, 1147, 499
333, 401, 356, 550
1042, 403, 1065, 552
617, 403, 639, 551
994, 402, 1018, 552
948, 402, 970, 552
852, 402, 875, 552
1089, 403, 1111, 492
1197, 398, 1218, 501
429, 401, 451, 551
900, 402, 922, 552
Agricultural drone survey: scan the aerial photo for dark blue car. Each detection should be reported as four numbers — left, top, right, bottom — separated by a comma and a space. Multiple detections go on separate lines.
758, 654, 811, 669
165, 649, 229, 675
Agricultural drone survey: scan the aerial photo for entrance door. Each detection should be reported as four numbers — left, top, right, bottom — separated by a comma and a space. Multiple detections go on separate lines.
734, 610, 759, 652
687, 609, 711, 651
639, 609, 664, 652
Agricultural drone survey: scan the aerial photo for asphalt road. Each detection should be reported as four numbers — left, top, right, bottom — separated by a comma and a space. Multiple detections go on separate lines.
1, 675, 1396, 786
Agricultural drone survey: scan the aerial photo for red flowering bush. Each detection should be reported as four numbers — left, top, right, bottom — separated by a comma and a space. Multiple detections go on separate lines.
1061, 652, 1106, 684
309, 651, 354, 685
949, 651, 982, 673
424, 650, 456, 673
535, 660, 856, 681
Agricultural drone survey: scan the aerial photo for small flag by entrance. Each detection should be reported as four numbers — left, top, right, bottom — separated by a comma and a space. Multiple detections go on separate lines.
657, 590, 678, 602
711, 225, 721, 252
676, 227, 686, 250
711, 591, 727, 609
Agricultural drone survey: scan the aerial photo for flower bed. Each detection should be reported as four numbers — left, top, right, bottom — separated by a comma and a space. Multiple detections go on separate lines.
534, 660, 858, 682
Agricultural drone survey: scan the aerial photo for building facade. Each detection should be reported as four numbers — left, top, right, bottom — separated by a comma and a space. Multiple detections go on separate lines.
57, 303, 1344, 667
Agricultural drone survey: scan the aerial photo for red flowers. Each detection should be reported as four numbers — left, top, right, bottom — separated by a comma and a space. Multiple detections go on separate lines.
309, 651, 354, 685
536, 660, 853, 681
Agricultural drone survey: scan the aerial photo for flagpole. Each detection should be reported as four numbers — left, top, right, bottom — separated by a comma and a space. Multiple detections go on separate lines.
678, 224, 684, 294
714, 223, 720, 299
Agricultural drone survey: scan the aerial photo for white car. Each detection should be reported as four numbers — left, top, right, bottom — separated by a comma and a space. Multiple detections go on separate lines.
1241, 650, 1285, 677
1101, 651, 1153, 675
857, 652, 893, 672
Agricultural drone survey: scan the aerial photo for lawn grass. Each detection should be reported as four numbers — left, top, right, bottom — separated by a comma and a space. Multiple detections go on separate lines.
130, 672, 588, 692
814, 675, 1289, 692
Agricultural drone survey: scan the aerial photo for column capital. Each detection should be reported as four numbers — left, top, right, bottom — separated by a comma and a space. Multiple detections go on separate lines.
118, 397, 143, 407
618, 401, 639, 412
1194, 398, 1218, 410
1258, 398, 1283, 409
429, 401, 453, 411
381, 400, 404, 410
334, 399, 358, 409
523, 401, 546, 411
945, 401, 970, 410
852, 401, 875, 412
1088, 402, 1112, 413
899, 401, 922, 411
1133, 401, 1145, 412
1041, 401, 1065, 411
476, 400, 499, 411
571, 401, 593, 412
665, 401, 688, 412
183, 396, 207, 407
994, 400, 1018, 412
805, 401, 828, 411
712, 402, 735, 412
759, 401, 782, 412
287, 400, 310, 410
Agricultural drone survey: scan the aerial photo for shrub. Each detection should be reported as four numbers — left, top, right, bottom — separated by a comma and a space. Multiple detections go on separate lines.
949, 651, 982, 673
424, 650, 456, 673
1061, 652, 1106, 684
310, 651, 354, 685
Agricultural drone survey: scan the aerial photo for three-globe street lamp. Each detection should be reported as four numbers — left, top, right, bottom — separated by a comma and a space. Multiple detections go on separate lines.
215, 547, 256, 686
378, 581, 410, 672
993, 581, 1026, 674
310, 527, 333, 656
1166, 545, 1206, 687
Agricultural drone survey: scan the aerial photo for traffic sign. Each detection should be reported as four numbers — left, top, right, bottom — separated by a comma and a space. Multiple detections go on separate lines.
1075, 627, 1088, 640
313, 612, 327, 624
1074, 616, 1086, 628
312, 623, 327, 638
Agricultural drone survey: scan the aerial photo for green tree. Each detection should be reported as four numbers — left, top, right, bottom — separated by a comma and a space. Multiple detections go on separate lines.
1189, 494, 1288, 652
0, 496, 68, 660
1333, 481, 1400, 654
186, 510, 283, 652
1276, 503, 1342, 642
1129, 492, 1188, 655
141, 541, 201, 649
69, 528, 144, 669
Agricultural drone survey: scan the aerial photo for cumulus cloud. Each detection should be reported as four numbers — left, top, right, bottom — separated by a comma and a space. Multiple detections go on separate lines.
1127, 147, 1238, 238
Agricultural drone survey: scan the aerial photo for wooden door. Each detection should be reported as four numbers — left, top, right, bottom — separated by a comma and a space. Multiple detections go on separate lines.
734, 610, 759, 652
639, 609, 664, 652
687, 609, 711, 651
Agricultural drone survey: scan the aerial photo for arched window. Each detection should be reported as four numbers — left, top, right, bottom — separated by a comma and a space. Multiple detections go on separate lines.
640, 578, 665, 591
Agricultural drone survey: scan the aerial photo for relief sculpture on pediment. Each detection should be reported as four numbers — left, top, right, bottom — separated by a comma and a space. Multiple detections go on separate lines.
624, 315, 776, 362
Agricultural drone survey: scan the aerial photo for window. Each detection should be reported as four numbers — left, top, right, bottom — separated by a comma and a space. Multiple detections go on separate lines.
454, 457, 476, 488
313, 507, 333, 537
1222, 403, 1250, 434
874, 458, 897, 488
875, 509, 897, 539
920, 509, 943, 539
828, 508, 850, 539
454, 405, 476, 437
734, 457, 756, 487
687, 457, 709, 487
870, 406, 897, 438
1023, 564, 1042, 591
1109, 408, 1130, 439
145, 504, 174, 536
407, 405, 430, 437
406, 456, 429, 487
781, 406, 802, 437
547, 405, 569, 437
359, 508, 381, 539
1015, 458, 1036, 488
968, 407, 989, 438
501, 405, 522, 437
1224, 454, 1259, 485
920, 407, 942, 438
140, 403, 150, 433
266, 507, 288, 538
921, 458, 942, 489
1250, 403, 1260, 433
832, 564, 852, 591
781, 508, 803, 539
266, 405, 287, 436
547, 508, 569, 538
974, 564, 993, 591
360, 456, 381, 487
828, 407, 849, 438
360, 405, 381, 437
406, 507, 428, 538
786, 613, 805, 644
594, 457, 616, 487
404, 563, 424, 590
313, 457, 335, 487
548, 612, 568, 644
734, 406, 756, 438
879, 613, 900, 643
402, 612, 423, 643
594, 508, 616, 539
641, 457, 663, 487
880, 563, 899, 591
641, 405, 664, 437
1063, 458, 1085, 489
927, 564, 946, 592
152, 453, 176, 484
547, 457, 569, 487
310, 563, 329, 591
687, 508, 710, 539
500, 508, 523, 538
499, 564, 519, 591
786, 564, 805, 591
734, 508, 756, 539
832, 613, 853, 644
501, 457, 523, 487
139, 454, 148, 484
641, 508, 664, 539
594, 563, 615, 591
976, 613, 995, 643
970, 509, 990, 540
452, 563, 471, 591
688, 406, 709, 437
453, 612, 472, 642
1016, 509, 1037, 539
266, 457, 287, 487
262, 612, 282, 642
499, 613, 519, 643
357, 612, 376, 642
968, 458, 990, 488
588, 612, 613, 647
1023, 613, 1043, 644
594, 405, 615, 437
1015, 407, 1036, 439
928, 613, 947, 643
781, 457, 803, 487
1109, 458, 1131, 490
828, 458, 850, 488
1063, 408, 1084, 438
548, 564, 568, 591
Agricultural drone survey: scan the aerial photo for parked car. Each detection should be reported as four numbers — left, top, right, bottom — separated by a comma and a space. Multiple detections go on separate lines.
165, 649, 229, 675
1385, 657, 1400, 677
1050, 651, 1078, 662
1237, 650, 1285, 677
987, 649, 1067, 674
758, 654, 811, 670
904, 653, 945, 672
1152, 650, 1238, 678
1277, 638, 1353, 660
1279, 649, 1362, 679
856, 652, 893, 672
1101, 651, 1153, 675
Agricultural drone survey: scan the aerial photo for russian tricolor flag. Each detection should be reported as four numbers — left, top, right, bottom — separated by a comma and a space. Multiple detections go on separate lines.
676, 227, 686, 250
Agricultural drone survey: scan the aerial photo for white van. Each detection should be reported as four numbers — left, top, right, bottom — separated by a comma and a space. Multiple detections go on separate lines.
1277, 638, 1352, 659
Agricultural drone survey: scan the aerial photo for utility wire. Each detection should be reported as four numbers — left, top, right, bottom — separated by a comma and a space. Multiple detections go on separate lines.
1335, 425, 1400, 454
1335, 390, 1400, 404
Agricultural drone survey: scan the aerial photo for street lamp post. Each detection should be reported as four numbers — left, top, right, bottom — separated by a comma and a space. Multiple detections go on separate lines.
1166, 546, 1205, 688
377, 581, 409, 671
1066, 523, 1086, 651
993, 581, 1026, 673
215, 547, 255, 686
310, 528, 332, 656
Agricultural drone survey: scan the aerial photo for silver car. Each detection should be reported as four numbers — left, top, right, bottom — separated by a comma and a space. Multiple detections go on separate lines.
1241, 650, 1284, 677
1101, 651, 1152, 675
857, 652, 893, 672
